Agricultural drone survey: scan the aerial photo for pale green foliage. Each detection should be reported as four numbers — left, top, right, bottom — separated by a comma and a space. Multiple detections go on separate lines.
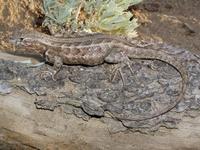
43, 0, 142, 37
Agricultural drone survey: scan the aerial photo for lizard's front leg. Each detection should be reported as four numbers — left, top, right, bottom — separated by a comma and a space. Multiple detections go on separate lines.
40, 50, 63, 81
51, 56, 63, 80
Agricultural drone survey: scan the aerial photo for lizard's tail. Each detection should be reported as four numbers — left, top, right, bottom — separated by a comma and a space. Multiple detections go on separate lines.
111, 47, 188, 121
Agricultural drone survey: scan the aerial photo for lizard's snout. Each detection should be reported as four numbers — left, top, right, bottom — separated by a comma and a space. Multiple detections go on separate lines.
9, 36, 24, 45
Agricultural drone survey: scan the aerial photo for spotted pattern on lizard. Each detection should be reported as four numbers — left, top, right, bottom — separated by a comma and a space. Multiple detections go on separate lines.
9, 30, 188, 121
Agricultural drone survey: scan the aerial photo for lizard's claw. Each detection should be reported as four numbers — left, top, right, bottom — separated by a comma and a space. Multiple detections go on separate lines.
120, 52, 135, 74
39, 70, 55, 81
111, 66, 126, 86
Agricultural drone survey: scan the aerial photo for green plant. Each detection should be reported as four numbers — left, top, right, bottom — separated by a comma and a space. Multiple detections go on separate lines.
43, 0, 142, 37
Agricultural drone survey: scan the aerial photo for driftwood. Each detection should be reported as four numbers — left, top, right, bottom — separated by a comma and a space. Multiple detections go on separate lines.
1, 44, 200, 150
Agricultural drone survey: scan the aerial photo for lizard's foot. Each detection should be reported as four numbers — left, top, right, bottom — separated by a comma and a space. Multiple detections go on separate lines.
40, 56, 63, 81
39, 69, 57, 81
120, 52, 135, 74
111, 65, 126, 86
110, 52, 138, 86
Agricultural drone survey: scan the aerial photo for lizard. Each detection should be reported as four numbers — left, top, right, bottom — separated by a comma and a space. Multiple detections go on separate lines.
9, 29, 188, 121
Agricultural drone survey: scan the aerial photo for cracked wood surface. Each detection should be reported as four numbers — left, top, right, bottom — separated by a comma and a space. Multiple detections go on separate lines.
0, 50, 200, 150
1, 89, 200, 150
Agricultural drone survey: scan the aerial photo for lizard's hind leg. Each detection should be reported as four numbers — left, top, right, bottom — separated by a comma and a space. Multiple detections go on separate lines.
105, 51, 138, 86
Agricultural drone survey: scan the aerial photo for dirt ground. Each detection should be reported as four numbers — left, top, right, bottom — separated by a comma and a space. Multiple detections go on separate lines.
137, 0, 200, 54
1, 0, 200, 150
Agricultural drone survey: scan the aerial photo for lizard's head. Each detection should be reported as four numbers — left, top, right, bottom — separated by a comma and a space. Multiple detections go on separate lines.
9, 29, 47, 55
9, 29, 38, 46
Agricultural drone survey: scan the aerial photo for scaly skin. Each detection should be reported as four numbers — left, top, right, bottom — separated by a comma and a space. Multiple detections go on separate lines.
10, 30, 188, 121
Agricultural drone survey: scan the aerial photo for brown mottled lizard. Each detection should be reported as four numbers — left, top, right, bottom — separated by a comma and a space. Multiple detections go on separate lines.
9, 30, 188, 121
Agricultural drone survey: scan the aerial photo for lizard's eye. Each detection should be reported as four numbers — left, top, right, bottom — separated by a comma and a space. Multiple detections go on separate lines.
19, 37, 24, 42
